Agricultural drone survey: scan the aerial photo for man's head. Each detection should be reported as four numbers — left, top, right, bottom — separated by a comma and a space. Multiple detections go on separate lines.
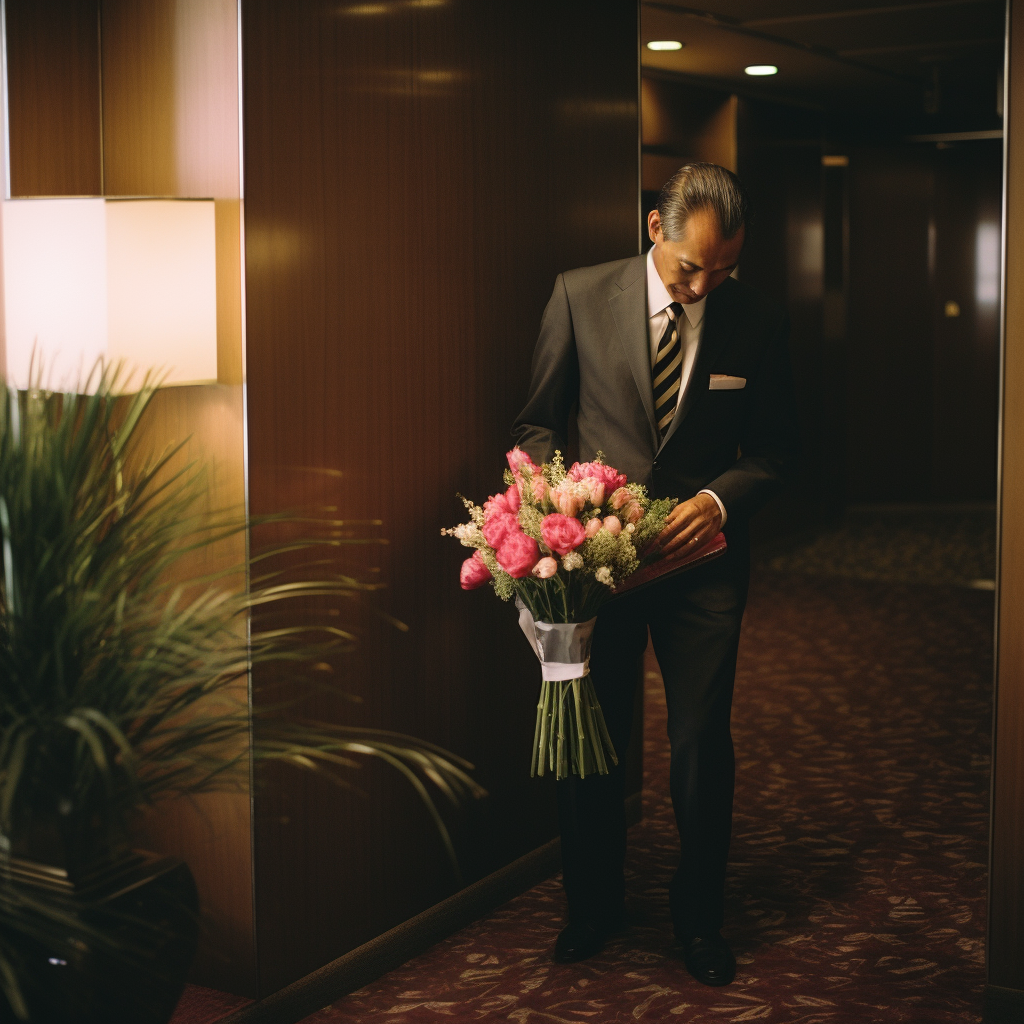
648, 162, 749, 304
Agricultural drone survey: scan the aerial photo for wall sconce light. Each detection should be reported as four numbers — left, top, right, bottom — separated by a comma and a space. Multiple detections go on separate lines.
3, 198, 218, 391
647, 40, 683, 51
744, 65, 779, 76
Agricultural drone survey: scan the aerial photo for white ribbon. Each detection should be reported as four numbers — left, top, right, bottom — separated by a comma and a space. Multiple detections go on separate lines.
516, 598, 597, 681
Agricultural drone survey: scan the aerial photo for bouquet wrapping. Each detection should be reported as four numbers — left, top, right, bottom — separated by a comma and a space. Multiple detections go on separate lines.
445, 447, 721, 780
515, 598, 614, 777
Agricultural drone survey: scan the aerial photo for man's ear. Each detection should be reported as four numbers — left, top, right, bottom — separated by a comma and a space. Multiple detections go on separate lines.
647, 209, 662, 244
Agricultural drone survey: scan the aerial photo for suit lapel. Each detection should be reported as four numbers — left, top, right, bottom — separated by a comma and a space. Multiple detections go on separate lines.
656, 281, 734, 454
608, 256, 659, 451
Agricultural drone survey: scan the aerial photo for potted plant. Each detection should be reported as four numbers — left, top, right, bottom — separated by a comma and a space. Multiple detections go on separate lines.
0, 367, 482, 1023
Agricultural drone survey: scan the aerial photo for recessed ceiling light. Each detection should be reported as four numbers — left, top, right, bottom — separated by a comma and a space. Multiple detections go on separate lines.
647, 40, 683, 51
745, 65, 778, 76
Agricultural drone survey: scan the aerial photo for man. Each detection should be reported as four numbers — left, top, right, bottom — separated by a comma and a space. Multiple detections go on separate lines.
512, 163, 799, 986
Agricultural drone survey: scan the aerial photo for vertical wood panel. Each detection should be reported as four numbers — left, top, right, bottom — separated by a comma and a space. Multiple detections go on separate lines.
641, 75, 737, 192
100, 0, 176, 196
101, 0, 240, 198
5, 0, 102, 197
736, 98, 825, 521
97, 0, 253, 994
991, 0, 1024, 994
242, 0, 638, 995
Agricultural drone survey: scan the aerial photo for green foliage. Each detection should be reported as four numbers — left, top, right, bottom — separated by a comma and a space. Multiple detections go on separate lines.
0, 365, 484, 1019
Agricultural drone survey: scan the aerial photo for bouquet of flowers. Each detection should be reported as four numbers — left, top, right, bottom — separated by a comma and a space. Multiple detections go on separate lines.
444, 448, 679, 780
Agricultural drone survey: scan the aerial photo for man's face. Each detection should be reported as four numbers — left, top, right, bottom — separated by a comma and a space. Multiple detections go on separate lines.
648, 206, 744, 304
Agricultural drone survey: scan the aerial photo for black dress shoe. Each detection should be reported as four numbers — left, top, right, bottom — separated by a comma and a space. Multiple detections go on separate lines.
553, 921, 607, 963
677, 933, 736, 986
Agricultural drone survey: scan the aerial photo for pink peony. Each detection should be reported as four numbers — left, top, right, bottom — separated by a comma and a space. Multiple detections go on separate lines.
551, 480, 584, 518
531, 475, 549, 504
541, 513, 587, 556
568, 461, 627, 493
505, 483, 521, 513
507, 448, 538, 475
460, 550, 492, 590
483, 491, 513, 520
531, 556, 558, 579
482, 511, 519, 549
496, 530, 540, 578
603, 515, 622, 536
585, 516, 603, 538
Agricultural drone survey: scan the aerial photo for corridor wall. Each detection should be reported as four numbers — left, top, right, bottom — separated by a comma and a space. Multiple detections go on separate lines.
241, 0, 640, 996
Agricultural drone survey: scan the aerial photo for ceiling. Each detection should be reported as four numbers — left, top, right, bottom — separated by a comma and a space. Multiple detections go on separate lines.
641, 1, 1006, 133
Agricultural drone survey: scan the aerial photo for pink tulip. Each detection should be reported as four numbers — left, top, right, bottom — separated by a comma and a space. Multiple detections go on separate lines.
460, 550, 492, 590
496, 530, 540, 578
506, 447, 538, 475
585, 517, 603, 538
541, 513, 587, 556
531, 475, 549, 504
609, 487, 631, 510
505, 483, 521, 513
582, 478, 605, 507
531, 556, 558, 579
603, 516, 622, 536
551, 480, 584, 518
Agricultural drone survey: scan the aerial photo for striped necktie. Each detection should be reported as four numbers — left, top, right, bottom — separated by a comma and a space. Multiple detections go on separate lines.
653, 301, 684, 439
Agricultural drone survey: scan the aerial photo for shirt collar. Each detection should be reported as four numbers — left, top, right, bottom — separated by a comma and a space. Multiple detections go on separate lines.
646, 246, 706, 329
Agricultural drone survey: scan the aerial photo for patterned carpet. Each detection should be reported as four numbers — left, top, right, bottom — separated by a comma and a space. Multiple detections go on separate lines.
753, 507, 996, 589
289, 569, 992, 1024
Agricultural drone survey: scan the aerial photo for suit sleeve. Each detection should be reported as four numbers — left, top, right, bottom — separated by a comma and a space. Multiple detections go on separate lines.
511, 274, 580, 466
702, 308, 801, 521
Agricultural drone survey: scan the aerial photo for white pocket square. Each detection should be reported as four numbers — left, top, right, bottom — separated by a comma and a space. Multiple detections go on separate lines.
709, 375, 746, 390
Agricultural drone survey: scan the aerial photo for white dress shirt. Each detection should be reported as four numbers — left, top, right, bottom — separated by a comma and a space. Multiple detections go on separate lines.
646, 246, 727, 526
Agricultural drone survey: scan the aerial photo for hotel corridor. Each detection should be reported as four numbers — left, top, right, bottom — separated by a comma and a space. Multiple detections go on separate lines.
257, 524, 992, 1023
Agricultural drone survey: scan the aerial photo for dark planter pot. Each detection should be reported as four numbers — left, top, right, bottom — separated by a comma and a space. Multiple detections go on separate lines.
1, 851, 199, 1024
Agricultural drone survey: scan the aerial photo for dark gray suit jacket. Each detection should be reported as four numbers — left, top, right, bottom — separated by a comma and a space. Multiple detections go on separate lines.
512, 254, 799, 525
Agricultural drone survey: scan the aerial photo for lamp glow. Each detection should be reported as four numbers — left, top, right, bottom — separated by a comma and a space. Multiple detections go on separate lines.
744, 65, 778, 76
647, 40, 683, 51
3, 198, 218, 391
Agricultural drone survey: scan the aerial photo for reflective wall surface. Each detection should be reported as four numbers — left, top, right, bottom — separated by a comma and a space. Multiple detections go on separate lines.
242, 0, 638, 996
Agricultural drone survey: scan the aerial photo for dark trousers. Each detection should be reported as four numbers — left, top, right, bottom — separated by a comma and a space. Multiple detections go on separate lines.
556, 550, 749, 938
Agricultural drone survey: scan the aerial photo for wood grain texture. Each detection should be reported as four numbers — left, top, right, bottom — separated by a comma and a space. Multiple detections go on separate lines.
736, 98, 827, 525
5, 0, 102, 197
96, 0, 252, 993
101, 0, 240, 198
242, 0, 639, 996
641, 75, 737, 189
991, 0, 1024, 991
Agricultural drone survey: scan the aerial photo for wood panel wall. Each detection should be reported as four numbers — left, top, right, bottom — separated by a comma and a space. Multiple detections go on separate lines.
5, 0, 102, 197
736, 98, 827, 526
641, 74, 737, 193
100, 0, 240, 198
242, 0, 639, 996
99, 0, 252, 992
990, 0, 1024, 1004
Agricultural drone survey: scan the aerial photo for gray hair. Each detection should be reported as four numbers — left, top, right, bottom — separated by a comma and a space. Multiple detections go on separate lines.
656, 162, 750, 241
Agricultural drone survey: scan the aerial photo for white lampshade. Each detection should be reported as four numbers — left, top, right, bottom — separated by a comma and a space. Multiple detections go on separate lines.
2, 198, 218, 391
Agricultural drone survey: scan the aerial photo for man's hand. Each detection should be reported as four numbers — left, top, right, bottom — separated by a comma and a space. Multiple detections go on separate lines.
657, 492, 723, 560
